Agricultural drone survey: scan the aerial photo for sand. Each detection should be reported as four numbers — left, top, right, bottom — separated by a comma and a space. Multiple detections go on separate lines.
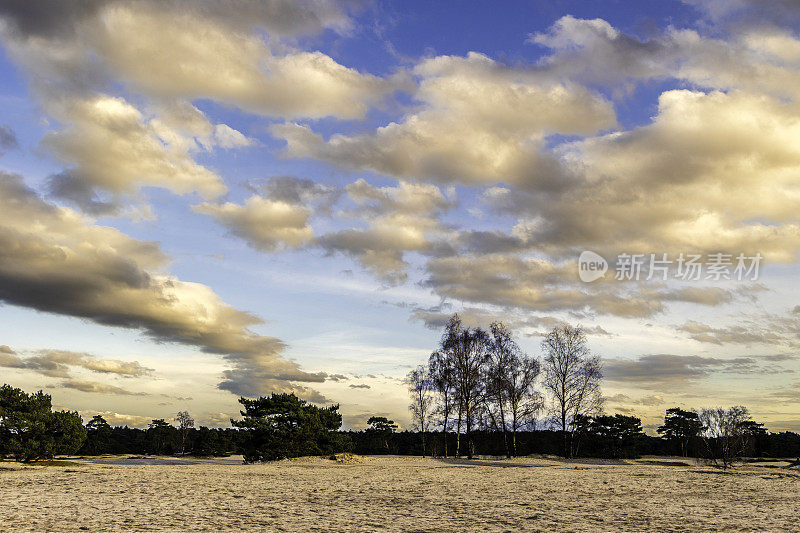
1, 455, 797, 532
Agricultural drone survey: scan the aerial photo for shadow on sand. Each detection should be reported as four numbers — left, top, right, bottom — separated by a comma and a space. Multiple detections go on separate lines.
432, 457, 548, 468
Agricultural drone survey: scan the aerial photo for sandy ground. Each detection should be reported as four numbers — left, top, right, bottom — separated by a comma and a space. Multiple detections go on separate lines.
1, 455, 798, 532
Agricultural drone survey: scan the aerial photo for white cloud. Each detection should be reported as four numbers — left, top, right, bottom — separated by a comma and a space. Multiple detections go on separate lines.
194, 196, 313, 252
272, 51, 615, 188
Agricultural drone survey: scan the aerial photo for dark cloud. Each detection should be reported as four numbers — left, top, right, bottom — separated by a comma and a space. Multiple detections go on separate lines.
684, 0, 800, 25
0, 0, 352, 40
604, 353, 767, 389
0, 124, 19, 152
46, 170, 119, 216
0, 0, 108, 39
528, 15, 668, 86
348, 384, 370, 389
0, 173, 326, 400
251, 175, 341, 212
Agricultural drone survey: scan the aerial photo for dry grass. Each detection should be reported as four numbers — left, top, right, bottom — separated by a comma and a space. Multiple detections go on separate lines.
1, 455, 797, 531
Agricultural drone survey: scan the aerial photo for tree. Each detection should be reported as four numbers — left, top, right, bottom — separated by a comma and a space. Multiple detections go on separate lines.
366, 416, 397, 453
428, 348, 456, 456
483, 322, 514, 457
442, 316, 488, 459
585, 414, 645, 458
406, 365, 434, 457
504, 352, 542, 457
49, 410, 87, 456
657, 408, 702, 457
542, 325, 603, 457
147, 419, 174, 455
738, 419, 767, 456
0, 385, 85, 461
232, 393, 346, 463
699, 406, 761, 469
176, 411, 194, 455
81, 415, 112, 455
485, 322, 542, 457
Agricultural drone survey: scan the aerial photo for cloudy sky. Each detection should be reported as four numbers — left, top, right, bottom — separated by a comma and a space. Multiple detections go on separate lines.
0, 0, 799, 432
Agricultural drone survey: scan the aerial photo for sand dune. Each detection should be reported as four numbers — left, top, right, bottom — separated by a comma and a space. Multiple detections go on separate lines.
1, 455, 797, 532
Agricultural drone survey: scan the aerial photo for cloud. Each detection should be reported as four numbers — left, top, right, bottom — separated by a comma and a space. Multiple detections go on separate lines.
528, 15, 668, 87
677, 310, 800, 348
683, 0, 800, 25
636, 395, 665, 407
0, 1, 389, 120
678, 320, 780, 345
348, 384, 370, 389
81, 358, 153, 377
313, 179, 454, 284
0, 348, 153, 378
530, 15, 800, 100
41, 94, 227, 211
272, 51, 615, 188
90, 2, 389, 119
194, 197, 314, 252
0, 173, 325, 400
0, 0, 391, 217
0, 345, 25, 369
509, 90, 800, 263
61, 379, 146, 396
605, 393, 631, 403
251, 175, 340, 209
0, 0, 354, 40
195, 175, 342, 252
78, 409, 153, 427
0, 124, 18, 152
423, 254, 676, 318
604, 353, 764, 389
769, 382, 800, 403
409, 305, 611, 338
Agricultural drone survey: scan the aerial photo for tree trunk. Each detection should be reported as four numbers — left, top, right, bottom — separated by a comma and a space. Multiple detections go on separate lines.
498, 398, 509, 458
512, 429, 517, 457
442, 410, 448, 458
466, 416, 473, 460
455, 404, 462, 458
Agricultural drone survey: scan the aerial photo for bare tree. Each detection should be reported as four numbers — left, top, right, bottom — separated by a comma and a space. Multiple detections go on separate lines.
428, 349, 455, 457
505, 352, 542, 457
699, 406, 757, 469
176, 411, 194, 455
439, 314, 487, 459
406, 365, 434, 457
542, 325, 603, 458
477, 322, 543, 458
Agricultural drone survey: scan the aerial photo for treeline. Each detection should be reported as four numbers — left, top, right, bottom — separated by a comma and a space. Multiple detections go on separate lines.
345, 428, 800, 460
2, 383, 799, 463
2, 316, 799, 465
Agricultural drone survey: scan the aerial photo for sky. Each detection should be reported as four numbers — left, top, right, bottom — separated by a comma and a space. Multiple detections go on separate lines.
0, 0, 799, 433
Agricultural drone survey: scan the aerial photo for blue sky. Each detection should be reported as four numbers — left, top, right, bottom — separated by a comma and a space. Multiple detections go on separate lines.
0, 0, 799, 431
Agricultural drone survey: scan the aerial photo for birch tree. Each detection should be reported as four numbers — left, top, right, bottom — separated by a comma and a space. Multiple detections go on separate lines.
542, 325, 603, 457
406, 365, 434, 457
